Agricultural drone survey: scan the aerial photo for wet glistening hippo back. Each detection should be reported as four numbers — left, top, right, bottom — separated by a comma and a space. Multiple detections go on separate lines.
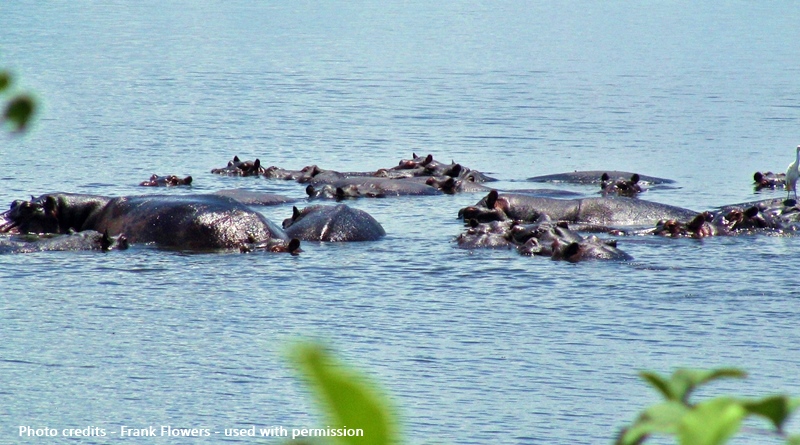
1, 193, 297, 252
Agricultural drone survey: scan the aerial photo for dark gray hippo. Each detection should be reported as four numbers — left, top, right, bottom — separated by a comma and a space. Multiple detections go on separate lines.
282, 204, 386, 242
0, 230, 129, 254
212, 189, 296, 206
458, 190, 698, 227
0, 193, 299, 253
456, 217, 631, 262
211, 156, 265, 176
637, 198, 800, 238
599, 173, 644, 197
139, 174, 193, 187
376, 153, 497, 182
527, 170, 675, 185
753, 171, 786, 191
306, 177, 441, 199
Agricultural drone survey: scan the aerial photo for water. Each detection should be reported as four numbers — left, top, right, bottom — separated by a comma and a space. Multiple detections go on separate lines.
2, 1, 800, 444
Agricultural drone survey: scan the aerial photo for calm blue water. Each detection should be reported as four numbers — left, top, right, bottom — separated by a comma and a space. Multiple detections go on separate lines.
2, 2, 800, 444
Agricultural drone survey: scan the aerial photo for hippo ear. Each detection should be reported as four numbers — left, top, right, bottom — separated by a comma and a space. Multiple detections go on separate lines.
446, 163, 462, 177
687, 213, 706, 231
335, 187, 346, 200
601, 173, 609, 181
442, 177, 456, 193
44, 195, 59, 217
412, 152, 418, 159
101, 230, 112, 251
150, 174, 158, 180
744, 206, 759, 218
753, 172, 763, 182
292, 206, 301, 221
305, 185, 315, 196
486, 190, 499, 208
288, 238, 301, 254
233, 155, 240, 162
423, 154, 433, 165
254, 159, 261, 168
563, 242, 582, 261
631, 173, 640, 184
184, 176, 193, 185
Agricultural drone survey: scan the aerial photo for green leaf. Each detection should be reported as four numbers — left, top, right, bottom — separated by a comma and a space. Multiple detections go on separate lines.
786, 434, 800, 445
640, 371, 676, 401
290, 343, 396, 445
617, 401, 688, 445
742, 395, 800, 432
3, 94, 35, 132
673, 369, 747, 404
678, 398, 746, 445
0, 71, 10, 92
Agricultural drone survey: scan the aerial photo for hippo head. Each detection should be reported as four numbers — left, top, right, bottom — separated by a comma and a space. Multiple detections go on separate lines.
1, 196, 61, 234
1, 193, 110, 235
459, 190, 511, 222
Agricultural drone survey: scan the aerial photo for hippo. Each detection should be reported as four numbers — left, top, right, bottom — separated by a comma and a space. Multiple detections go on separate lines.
599, 173, 644, 197
639, 198, 800, 238
139, 174, 193, 187
456, 216, 631, 262
306, 184, 383, 200
377, 153, 497, 182
0, 193, 299, 252
424, 176, 494, 194
306, 177, 441, 199
211, 156, 265, 176
527, 170, 675, 185
458, 190, 698, 227
282, 204, 386, 242
455, 219, 515, 249
0, 230, 129, 254
212, 189, 296, 206
753, 171, 786, 190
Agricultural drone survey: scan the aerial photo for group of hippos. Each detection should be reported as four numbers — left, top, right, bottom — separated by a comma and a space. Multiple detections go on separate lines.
2, 153, 799, 263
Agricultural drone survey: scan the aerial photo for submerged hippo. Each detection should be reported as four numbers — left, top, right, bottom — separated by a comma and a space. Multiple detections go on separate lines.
527, 170, 675, 185
306, 177, 441, 199
212, 189, 296, 206
0, 193, 299, 252
0, 230, 129, 254
139, 174, 193, 187
282, 204, 386, 242
753, 171, 786, 190
456, 217, 631, 262
211, 156, 266, 176
599, 173, 644, 197
636, 198, 800, 238
458, 190, 697, 227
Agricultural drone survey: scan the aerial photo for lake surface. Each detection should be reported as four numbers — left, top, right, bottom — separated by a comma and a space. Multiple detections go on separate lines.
2, 1, 800, 444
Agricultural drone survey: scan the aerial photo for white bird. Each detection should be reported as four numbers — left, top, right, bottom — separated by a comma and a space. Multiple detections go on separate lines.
786, 145, 800, 200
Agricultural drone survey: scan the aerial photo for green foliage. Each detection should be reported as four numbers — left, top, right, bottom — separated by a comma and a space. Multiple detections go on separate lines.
618, 367, 800, 445
289, 343, 397, 445
0, 69, 36, 133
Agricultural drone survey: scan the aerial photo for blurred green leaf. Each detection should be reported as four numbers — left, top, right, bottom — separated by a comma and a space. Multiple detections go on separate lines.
678, 397, 745, 445
3, 94, 35, 132
742, 395, 800, 432
290, 343, 396, 445
640, 371, 676, 401
787, 434, 800, 445
0, 71, 10, 92
617, 401, 688, 445
640, 368, 746, 404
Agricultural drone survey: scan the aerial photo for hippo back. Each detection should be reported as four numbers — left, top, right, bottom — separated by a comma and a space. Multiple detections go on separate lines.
283, 204, 386, 242
576, 197, 698, 226
86, 194, 288, 249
